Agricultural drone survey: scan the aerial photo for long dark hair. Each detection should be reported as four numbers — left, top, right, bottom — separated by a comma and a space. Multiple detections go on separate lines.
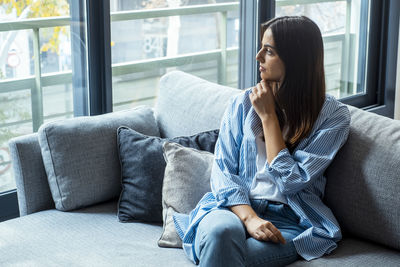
261, 16, 326, 152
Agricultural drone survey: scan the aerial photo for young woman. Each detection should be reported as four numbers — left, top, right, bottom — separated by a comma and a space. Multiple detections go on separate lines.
173, 16, 351, 266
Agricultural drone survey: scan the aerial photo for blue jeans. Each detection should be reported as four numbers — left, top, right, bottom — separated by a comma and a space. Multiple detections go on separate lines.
194, 199, 306, 267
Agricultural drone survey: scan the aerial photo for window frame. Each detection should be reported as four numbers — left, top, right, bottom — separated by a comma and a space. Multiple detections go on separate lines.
339, 0, 399, 118
86, 0, 113, 116
0, 190, 19, 222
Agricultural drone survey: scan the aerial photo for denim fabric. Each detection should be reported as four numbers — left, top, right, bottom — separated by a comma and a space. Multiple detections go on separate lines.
194, 200, 306, 267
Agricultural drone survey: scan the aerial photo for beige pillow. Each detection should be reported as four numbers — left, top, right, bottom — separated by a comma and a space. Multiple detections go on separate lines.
158, 142, 214, 248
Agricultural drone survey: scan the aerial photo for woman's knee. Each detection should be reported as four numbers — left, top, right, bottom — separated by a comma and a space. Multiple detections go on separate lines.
198, 209, 246, 243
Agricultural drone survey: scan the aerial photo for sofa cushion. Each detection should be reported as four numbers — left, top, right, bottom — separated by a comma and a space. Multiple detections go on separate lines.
324, 106, 400, 250
117, 127, 219, 223
38, 106, 160, 211
287, 238, 400, 266
155, 70, 242, 138
1, 201, 399, 266
0, 201, 194, 267
159, 142, 213, 248
8, 133, 54, 216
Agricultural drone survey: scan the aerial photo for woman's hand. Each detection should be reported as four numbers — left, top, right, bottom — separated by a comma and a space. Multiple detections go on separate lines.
249, 80, 279, 120
244, 215, 286, 244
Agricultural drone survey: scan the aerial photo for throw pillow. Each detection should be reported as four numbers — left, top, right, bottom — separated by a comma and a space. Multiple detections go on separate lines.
158, 142, 214, 248
38, 106, 160, 211
117, 127, 219, 223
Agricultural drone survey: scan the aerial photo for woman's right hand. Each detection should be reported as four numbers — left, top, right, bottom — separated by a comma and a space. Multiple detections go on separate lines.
244, 215, 286, 244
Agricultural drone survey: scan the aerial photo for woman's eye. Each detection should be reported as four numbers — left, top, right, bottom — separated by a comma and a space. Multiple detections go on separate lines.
266, 48, 273, 55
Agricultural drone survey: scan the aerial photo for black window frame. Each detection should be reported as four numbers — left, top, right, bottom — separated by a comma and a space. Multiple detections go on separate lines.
0, 190, 19, 222
1, 0, 399, 222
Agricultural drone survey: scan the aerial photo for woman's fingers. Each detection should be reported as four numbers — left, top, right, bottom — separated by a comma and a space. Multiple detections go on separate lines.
251, 85, 259, 98
254, 231, 265, 241
246, 216, 286, 244
264, 229, 279, 243
251, 81, 276, 98
267, 223, 286, 244
256, 221, 286, 244
254, 228, 278, 243
254, 83, 261, 96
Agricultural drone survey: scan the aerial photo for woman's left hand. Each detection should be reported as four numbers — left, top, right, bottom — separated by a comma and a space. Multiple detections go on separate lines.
249, 80, 278, 120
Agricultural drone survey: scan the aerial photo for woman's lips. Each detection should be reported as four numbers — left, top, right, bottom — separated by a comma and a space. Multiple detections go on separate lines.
259, 66, 266, 72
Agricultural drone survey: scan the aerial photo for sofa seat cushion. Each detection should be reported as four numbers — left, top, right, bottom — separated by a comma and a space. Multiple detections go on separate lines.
288, 238, 400, 266
0, 201, 193, 267
1, 202, 399, 266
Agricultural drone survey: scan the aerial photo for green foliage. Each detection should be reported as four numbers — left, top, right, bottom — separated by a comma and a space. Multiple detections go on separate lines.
0, 0, 70, 53
0, 0, 68, 146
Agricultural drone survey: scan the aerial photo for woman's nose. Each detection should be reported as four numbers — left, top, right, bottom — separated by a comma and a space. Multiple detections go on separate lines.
256, 51, 264, 63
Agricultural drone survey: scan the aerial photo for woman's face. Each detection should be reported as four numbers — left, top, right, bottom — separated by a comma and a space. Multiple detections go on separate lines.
256, 28, 285, 84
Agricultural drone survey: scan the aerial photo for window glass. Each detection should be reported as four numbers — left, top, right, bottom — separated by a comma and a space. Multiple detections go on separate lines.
110, 0, 240, 110
276, 0, 369, 99
0, 0, 72, 193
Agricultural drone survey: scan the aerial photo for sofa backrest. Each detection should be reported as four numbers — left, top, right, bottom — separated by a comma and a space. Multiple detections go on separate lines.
324, 105, 400, 250
9, 133, 55, 215
155, 71, 241, 138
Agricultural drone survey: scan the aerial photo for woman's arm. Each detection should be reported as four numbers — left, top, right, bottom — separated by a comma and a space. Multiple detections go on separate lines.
210, 93, 249, 207
251, 81, 351, 196
250, 81, 286, 164
265, 121, 350, 195
212, 92, 285, 244
261, 114, 287, 164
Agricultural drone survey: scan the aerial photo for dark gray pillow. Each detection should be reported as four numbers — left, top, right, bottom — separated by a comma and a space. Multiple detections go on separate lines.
117, 126, 219, 223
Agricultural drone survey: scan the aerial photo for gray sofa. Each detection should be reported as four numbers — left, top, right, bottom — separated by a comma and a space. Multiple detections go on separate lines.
1, 71, 399, 266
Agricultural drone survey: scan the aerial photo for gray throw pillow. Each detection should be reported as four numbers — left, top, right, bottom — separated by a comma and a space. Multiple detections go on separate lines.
158, 142, 213, 248
38, 106, 160, 211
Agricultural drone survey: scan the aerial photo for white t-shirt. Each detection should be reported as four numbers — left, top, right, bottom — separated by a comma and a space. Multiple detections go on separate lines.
249, 133, 288, 204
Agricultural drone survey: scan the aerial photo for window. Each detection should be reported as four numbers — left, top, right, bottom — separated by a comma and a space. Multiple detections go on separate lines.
0, 1, 74, 211
251, 0, 399, 116
0, 0, 89, 221
109, 0, 240, 111
276, 0, 369, 100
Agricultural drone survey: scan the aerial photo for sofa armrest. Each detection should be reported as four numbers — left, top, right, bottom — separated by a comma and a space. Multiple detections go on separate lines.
8, 133, 54, 216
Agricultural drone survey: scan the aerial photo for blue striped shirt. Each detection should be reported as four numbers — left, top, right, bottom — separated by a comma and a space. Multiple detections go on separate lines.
173, 88, 351, 264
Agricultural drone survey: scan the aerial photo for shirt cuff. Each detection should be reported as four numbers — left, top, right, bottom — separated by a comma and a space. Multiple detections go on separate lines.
265, 147, 298, 195
265, 147, 291, 172
215, 188, 251, 208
